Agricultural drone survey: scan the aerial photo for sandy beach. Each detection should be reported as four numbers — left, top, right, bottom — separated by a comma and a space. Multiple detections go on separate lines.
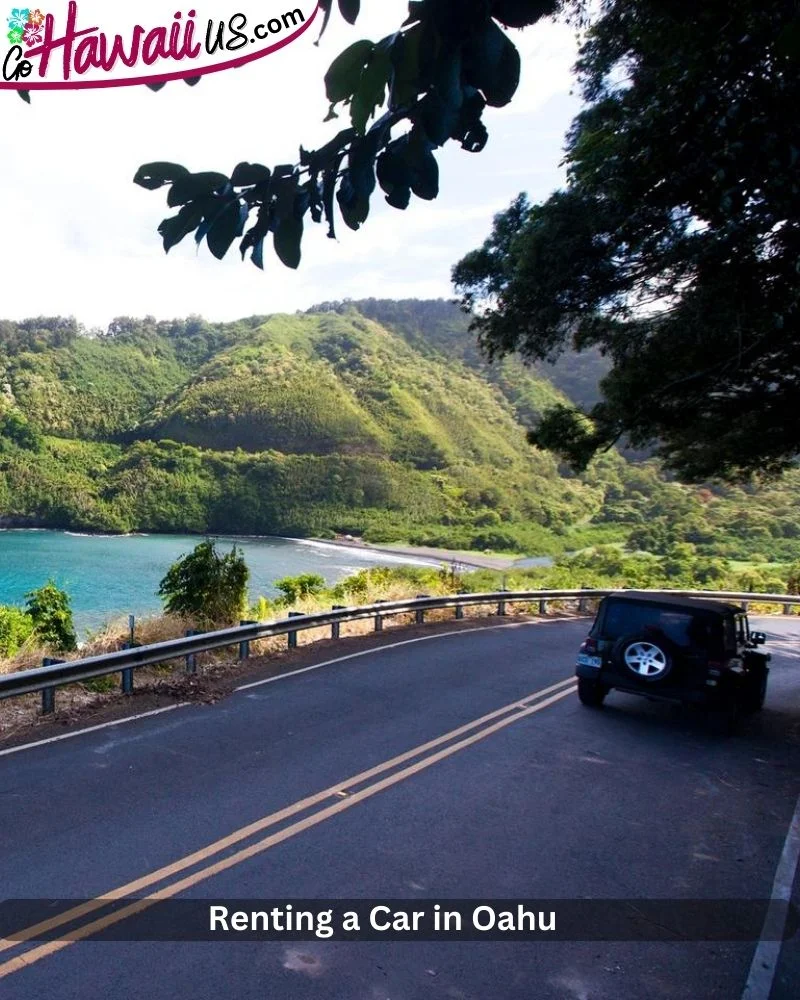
309, 537, 545, 572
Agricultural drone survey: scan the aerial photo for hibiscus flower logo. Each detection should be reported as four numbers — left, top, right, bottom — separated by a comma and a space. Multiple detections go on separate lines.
6, 8, 29, 31
22, 19, 41, 45
6, 8, 46, 48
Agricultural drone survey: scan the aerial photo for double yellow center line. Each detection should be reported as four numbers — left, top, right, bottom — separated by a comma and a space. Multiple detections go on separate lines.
0, 675, 576, 979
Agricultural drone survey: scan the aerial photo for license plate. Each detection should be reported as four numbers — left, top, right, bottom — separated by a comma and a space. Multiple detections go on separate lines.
577, 654, 602, 668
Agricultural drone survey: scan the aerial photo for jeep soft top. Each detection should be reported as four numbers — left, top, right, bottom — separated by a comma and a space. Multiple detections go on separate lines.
602, 591, 745, 616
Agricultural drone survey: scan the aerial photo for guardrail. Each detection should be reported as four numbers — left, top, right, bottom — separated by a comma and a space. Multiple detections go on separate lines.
1, 588, 797, 716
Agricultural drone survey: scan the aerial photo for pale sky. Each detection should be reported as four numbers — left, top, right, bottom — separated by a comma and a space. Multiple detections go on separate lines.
1, 1, 582, 328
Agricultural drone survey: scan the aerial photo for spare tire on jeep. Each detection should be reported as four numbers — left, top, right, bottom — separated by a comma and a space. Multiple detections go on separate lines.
612, 634, 673, 683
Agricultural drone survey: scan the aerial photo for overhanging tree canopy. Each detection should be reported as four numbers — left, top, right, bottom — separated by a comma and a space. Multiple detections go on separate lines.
134, 0, 565, 270
453, 0, 800, 482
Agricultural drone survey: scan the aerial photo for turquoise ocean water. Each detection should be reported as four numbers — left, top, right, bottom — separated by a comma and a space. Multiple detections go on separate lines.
0, 531, 434, 635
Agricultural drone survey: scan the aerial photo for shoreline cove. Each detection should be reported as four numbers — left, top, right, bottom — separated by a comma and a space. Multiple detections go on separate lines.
0, 530, 472, 635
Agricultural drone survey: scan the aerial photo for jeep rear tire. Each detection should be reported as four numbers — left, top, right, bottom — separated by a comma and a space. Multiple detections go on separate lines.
578, 678, 608, 707
613, 635, 673, 683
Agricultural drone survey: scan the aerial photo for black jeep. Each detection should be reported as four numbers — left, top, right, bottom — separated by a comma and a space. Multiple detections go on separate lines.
575, 592, 770, 729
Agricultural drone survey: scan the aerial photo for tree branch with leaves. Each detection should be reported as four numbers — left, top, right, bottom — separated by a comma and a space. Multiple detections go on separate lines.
454, 0, 800, 483
133, 0, 564, 270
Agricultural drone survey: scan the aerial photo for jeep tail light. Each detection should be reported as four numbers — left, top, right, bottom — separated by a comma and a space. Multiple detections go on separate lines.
580, 638, 598, 654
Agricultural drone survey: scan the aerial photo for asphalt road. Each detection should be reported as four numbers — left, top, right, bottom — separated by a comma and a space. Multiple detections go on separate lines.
0, 617, 798, 999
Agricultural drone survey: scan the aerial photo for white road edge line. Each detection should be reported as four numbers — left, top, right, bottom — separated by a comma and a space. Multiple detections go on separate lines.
0, 617, 577, 759
742, 790, 800, 1000
0, 704, 189, 759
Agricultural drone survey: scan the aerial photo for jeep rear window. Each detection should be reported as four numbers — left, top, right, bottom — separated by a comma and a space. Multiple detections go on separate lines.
723, 618, 737, 652
736, 615, 749, 643
599, 603, 705, 647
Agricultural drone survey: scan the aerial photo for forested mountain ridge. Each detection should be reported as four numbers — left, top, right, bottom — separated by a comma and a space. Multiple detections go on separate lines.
309, 298, 611, 411
0, 303, 798, 578
0, 308, 600, 551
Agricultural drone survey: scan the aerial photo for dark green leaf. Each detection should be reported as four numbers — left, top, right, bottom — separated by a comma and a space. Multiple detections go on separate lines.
451, 87, 488, 151
337, 170, 371, 230
435, 47, 464, 113
272, 173, 300, 223
274, 216, 304, 268
350, 36, 393, 134
315, 0, 333, 42
306, 176, 324, 224
206, 199, 243, 260
251, 237, 265, 270
377, 138, 412, 207
195, 220, 210, 246
338, 0, 360, 25
17, 90, 30, 104
240, 204, 272, 262
385, 186, 412, 210
416, 92, 459, 147
465, 21, 520, 107
300, 129, 356, 176
325, 39, 375, 104
408, 138, 439, 200
231, 162, 271, 187
168, 172, 229, 208
389, 24, 423, 107
348, 135, 378, 203
322, 152, 347, 239
158, 202, 205, 252
134, 162, 191, 191
293, 190, 310, 223
491, 0, 558, 28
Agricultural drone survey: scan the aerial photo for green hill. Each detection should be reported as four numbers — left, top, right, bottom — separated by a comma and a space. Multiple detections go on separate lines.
0, 302, 799, 568
142, 312, 551, 468
310, 298, 610, 414
0, 309, 602, 551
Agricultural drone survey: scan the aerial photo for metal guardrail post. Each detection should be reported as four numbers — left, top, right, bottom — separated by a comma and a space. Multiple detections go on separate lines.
784, 604, 793, 616
238, 621, 258, 660
455, 593, 467, 620
375, 600, 387, 632
185, 630, 202, 674
539, 600, 548, 615
41, 658, 64, 714
288, 613, 303, 649
498, 592, 510, 617
121, 642, 140, 694
331, 607, 346, 640
416, 596, 429, 625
